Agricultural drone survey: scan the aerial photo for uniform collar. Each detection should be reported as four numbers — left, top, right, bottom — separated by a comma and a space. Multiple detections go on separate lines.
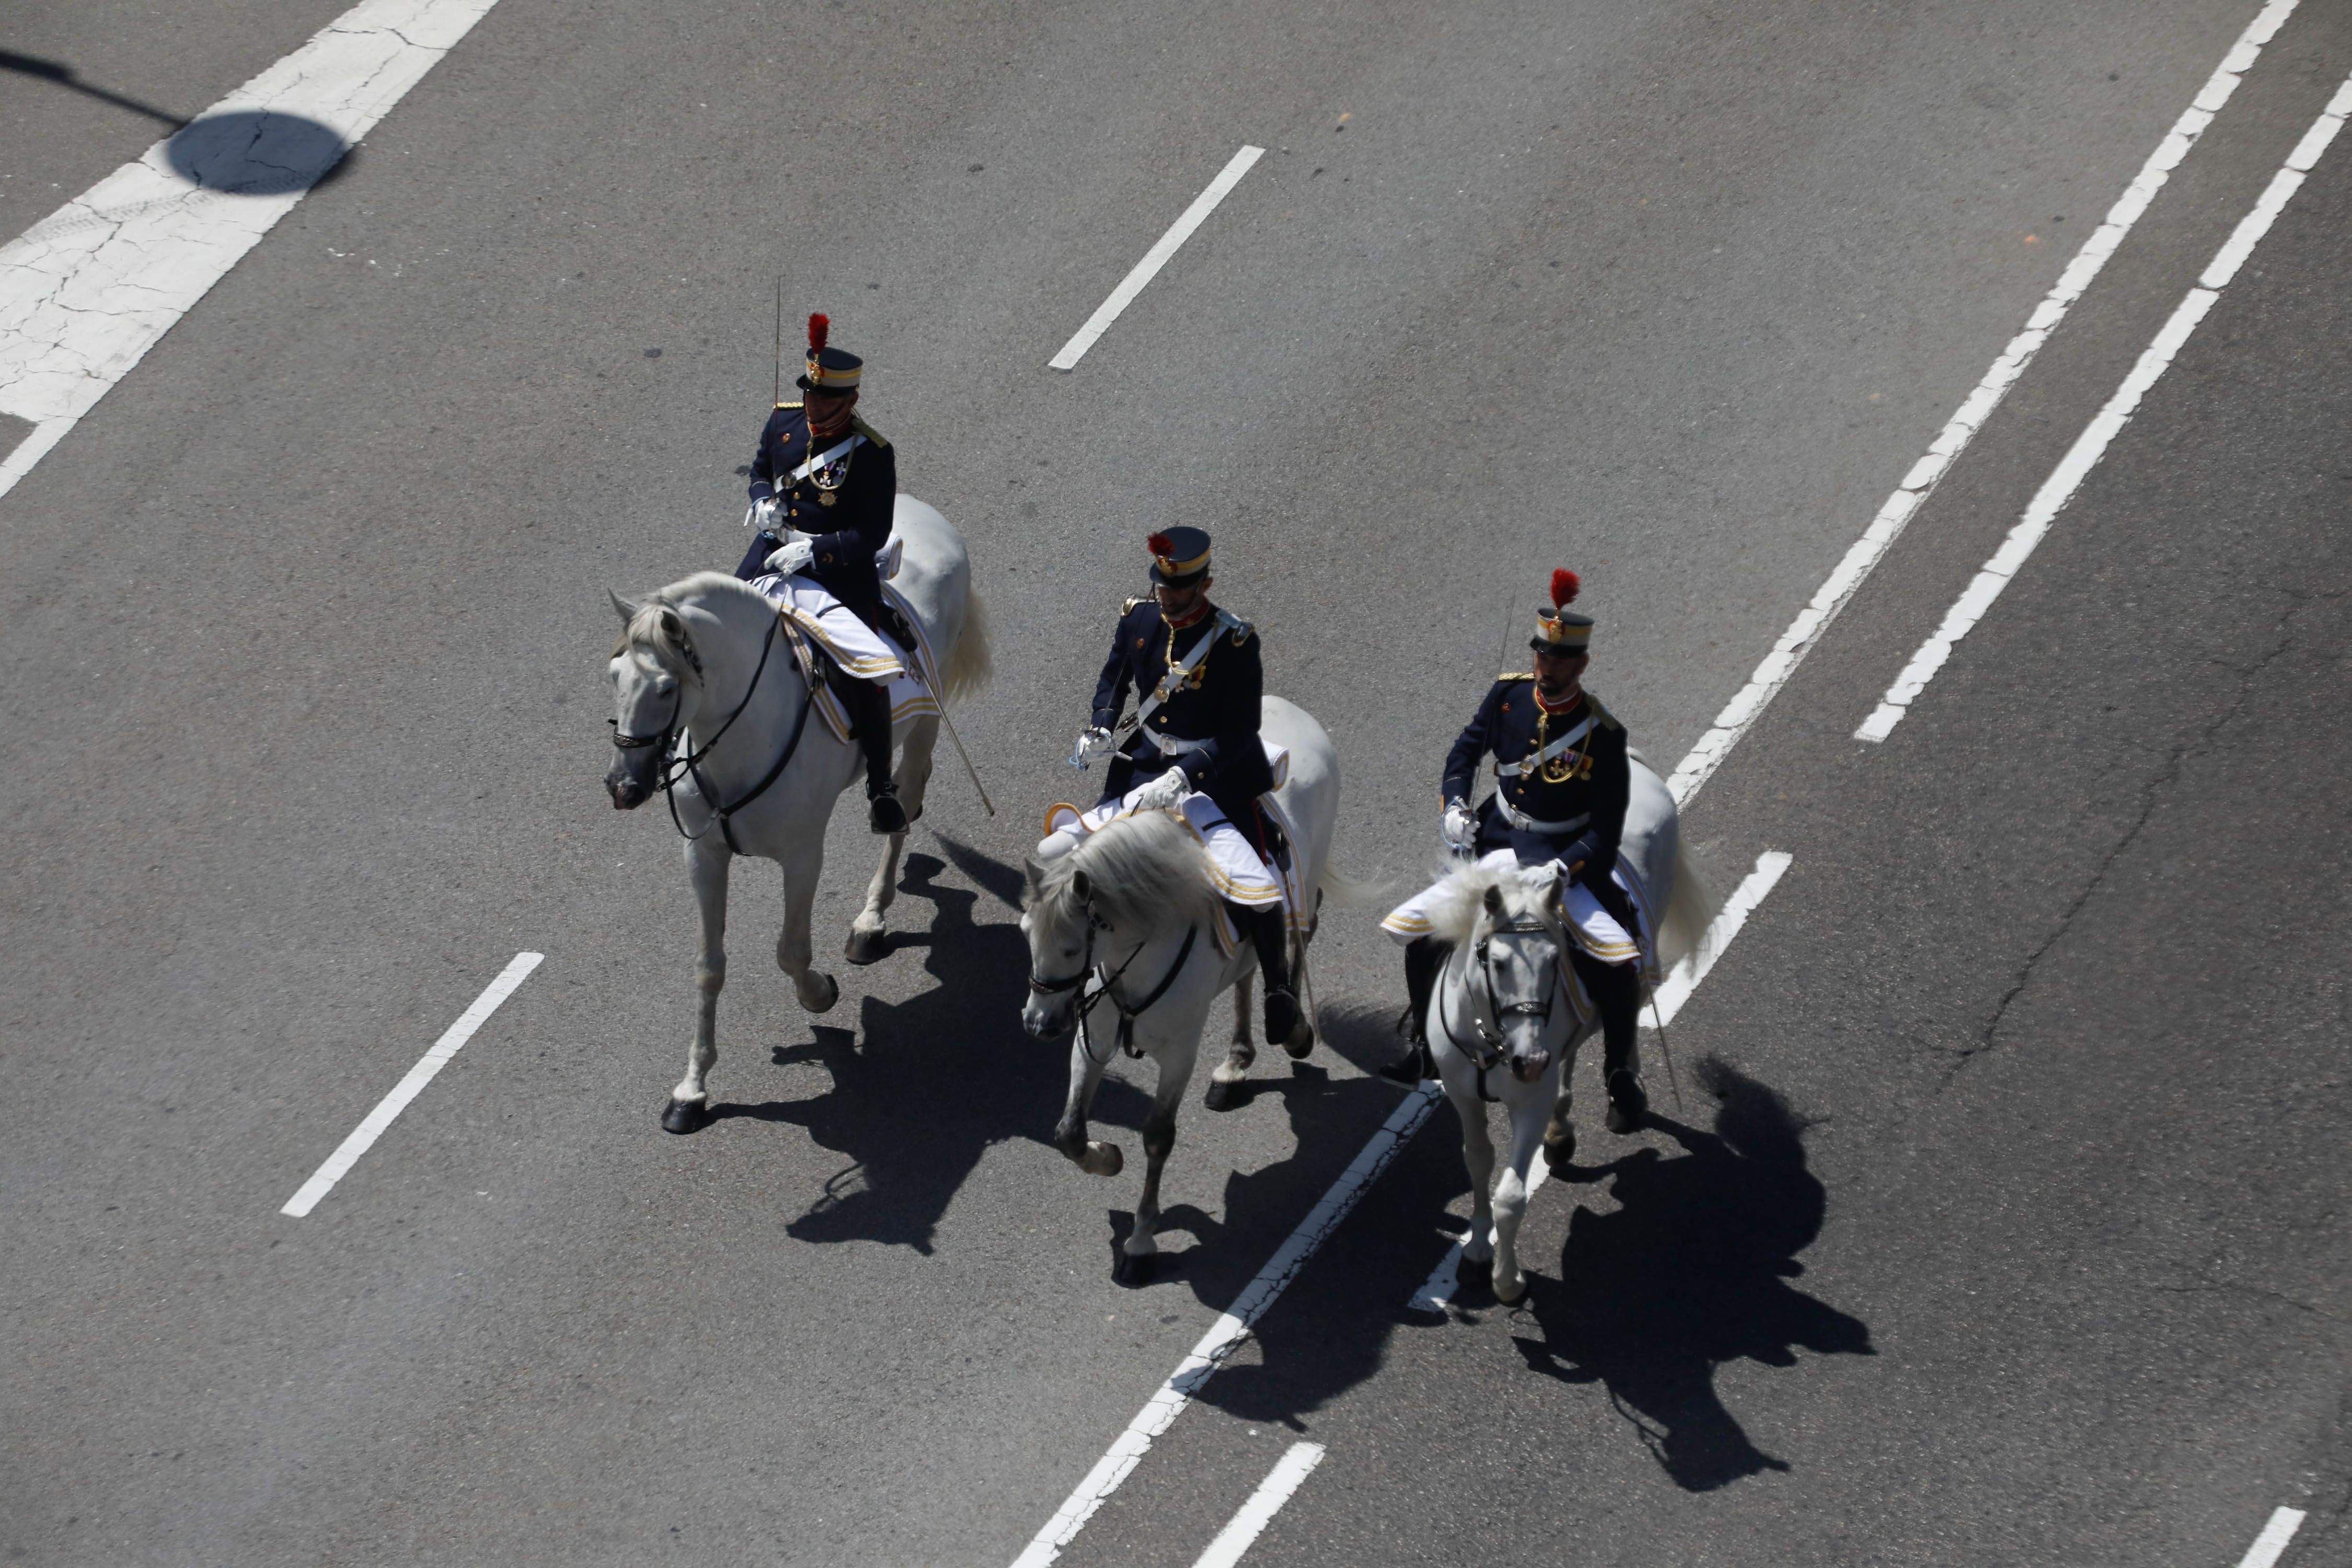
1162, 598, 1214, 631
1532, 685, 1585, 717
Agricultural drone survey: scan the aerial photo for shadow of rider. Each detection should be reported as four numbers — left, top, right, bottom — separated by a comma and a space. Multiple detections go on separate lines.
1512, 1056, 1874, 1490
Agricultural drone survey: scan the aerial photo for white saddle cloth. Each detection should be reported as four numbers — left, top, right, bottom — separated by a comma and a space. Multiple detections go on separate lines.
1036, 741, 1308, 951
1382, 847, 1655, 974
750, 571, 941, 742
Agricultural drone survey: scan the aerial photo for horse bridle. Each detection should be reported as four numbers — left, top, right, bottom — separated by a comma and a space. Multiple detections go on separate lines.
1440, 914, 1564, 1102
610, 616, 810, 853
1029, 903, 1201, 1065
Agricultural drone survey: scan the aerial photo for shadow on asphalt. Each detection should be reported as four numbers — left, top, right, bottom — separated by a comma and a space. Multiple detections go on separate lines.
707, 844, 1147, 1253
1507, 1056, 1874, 1490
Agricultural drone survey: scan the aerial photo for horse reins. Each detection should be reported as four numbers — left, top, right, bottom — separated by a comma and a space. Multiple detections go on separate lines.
610, 615, 814, 854
1439, 914, 1564, 1103
1029, 906, 1201, 1064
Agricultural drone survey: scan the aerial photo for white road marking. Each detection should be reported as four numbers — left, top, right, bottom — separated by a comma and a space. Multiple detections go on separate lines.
1189, 1443, 1326, 1568
2236, 1507, 2307, 1568
1010, 1084, 1440, 1567
1855, 72, 2351, 743
1663, 0, 2301, 802
280, 951, 543, 1217
1046, 146, 1264, 371
1406, 850, 1793, 1312
0, 0, 507, 503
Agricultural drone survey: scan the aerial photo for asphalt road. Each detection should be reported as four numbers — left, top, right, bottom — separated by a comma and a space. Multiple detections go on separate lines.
2, 0, 2347, 1563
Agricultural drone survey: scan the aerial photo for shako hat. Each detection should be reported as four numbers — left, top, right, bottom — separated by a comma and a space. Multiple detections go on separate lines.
1146, 527, 1213, 586
1531, 569, 1594, 653
796, 313, 863, 393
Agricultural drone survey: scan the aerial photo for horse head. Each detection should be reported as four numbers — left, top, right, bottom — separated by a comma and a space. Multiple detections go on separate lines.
604, 591, 705, 810
1020, 812, 1219, 1042
1020, 859, 1098, 1040
1472, 864, 1571, 1083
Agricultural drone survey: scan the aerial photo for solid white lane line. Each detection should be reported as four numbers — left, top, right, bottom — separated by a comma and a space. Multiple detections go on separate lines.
2236, 1506, 2308, 1568
1046, 146, 1264, 371
1190, 1443, 1327, 1568
0, 0, 507, 503
1405, 850, 1793, 1312
1010, 1084, 1441, 1568
1662, 0, 2300, 801
280, 951, 542, 1217
1855, 72, 2351, 743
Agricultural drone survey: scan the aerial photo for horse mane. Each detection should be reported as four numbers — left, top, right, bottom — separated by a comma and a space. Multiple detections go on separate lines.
614, 571, 767, 666
1025, 810, 1223, 934
1421, 860, 1563, 948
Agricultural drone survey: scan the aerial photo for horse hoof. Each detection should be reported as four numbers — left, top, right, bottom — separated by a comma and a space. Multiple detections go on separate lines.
1113, 1251, 1156, 1288
1494, 1275, 1528, 1306
1204, 1077, 1244, 1113
1079, 1141, 1124, 1177
661, 1098, 708, 1135
843, 927, 887, 966
1456, 1252, 1493, 1289
802, 972, 840, 1014
1542, 1123, 1576, 1174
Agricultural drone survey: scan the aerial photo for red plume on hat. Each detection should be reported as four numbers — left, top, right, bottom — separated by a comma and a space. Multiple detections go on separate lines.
1551, 569, 1581, 608
1146, 532, 1174, 557
808, 313, 829, 352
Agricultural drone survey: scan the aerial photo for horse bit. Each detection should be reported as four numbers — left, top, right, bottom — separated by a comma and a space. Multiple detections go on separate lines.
1029, 906, 1200, 1065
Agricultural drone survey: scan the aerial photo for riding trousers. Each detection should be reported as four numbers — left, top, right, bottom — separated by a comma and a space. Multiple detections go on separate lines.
1381, 847, 1648, 968
1035, 781, 1283, 907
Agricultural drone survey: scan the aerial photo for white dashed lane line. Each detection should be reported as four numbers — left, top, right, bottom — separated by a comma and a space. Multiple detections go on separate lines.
1189, 1442, 1326, 1568
0, 0, 508, 503
280, 951, 543, 1218
1046, 145, 1264, 372
2237, 1506, 2307, 1568
1664, 0, 2302, 802
1855, 72, 2352, 744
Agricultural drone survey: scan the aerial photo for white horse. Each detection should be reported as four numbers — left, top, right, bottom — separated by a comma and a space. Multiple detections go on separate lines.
604, 497, 991, 1133
1021, 697, 1353, 1285
1420, 758, 1711, 1304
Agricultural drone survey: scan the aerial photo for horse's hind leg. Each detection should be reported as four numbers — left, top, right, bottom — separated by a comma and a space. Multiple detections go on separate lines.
776, 835, 839, 1014
1056, 1035, 1120, 1177
664, 839, 731, 1134
1119, 1042, 1199, 1287
847, 716, 939, 964
1205, 972, 1255, 1113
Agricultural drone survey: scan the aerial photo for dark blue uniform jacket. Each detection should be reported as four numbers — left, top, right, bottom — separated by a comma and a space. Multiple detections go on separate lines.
1445, 679, 1630, 878
1091, 598, 1275, 828
731, 405, 898, 621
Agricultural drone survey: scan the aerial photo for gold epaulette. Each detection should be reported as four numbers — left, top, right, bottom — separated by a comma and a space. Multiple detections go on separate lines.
1122, 595, 1149, 614
1586, 694, 1623, 731
1497, 670, 1536, 683
774, 399, 803, 410
851, 414, 890, 449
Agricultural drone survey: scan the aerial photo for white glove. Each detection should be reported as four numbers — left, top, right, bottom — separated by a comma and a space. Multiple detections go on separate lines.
764, 536, 816, 577
1070, 727, 1114, 769
751, 497, 779, 531
1132, 769, 1190, 812
1440, 800, 1478, 854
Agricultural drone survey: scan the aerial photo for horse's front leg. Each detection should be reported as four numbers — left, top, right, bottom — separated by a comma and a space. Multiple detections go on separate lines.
664, 838, 731, 1134
1205, 970, 1255, 1113
846, 715, 938, 965
1055, 1032, 1120, 1176
1118, 1034, 1200, 1287
776, 835, 839, 1014
1452, 1068, 1500, 1291
1491, 1076, 1559, 1306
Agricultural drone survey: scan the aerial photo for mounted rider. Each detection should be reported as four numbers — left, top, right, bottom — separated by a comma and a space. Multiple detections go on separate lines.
1039, 527, 1305, 1047
1379, 570, 1650, 1132
732, 313, 908, 834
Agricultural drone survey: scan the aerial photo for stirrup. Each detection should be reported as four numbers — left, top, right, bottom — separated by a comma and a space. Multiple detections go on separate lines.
1376, 1040, 1433, 1087
868, 785, 908, 835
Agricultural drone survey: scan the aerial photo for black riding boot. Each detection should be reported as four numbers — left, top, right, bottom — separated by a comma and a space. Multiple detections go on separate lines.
1571, 948, 1646, 1132
1244, 904, 1304, 1047
1377, 937, 1450, 1086
844, 676, 906, 834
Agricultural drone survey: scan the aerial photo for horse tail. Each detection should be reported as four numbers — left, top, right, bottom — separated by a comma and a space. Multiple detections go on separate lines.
1655, 829, 1720, 975
944, 581, 994, 702
1318, 851, 1391, 912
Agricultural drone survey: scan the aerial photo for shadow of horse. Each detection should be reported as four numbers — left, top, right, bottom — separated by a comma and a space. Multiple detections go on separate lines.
1509, 1056, 1873, 1489
709, 844, 1147, 1252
